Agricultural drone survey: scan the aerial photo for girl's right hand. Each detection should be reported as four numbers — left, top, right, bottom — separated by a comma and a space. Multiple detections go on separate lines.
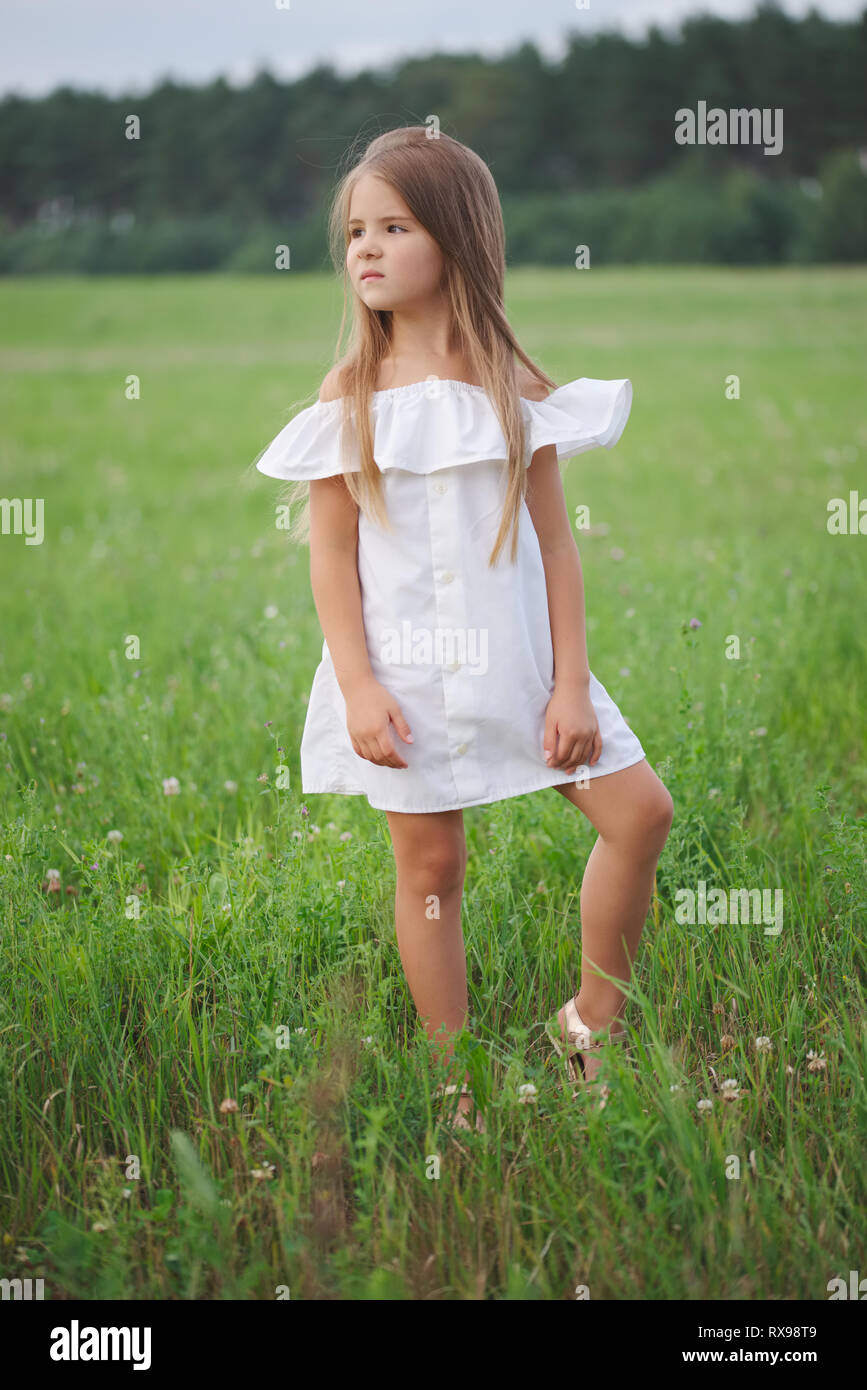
345, 677, 414, 768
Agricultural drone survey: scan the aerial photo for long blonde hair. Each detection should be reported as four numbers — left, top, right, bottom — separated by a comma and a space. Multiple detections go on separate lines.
280, 124, 557, 567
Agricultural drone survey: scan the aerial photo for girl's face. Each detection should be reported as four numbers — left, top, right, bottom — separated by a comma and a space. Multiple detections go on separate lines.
346, 173, 445, 310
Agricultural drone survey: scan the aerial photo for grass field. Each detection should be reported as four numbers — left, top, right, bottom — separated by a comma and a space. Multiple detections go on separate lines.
0, 267, 865, 1300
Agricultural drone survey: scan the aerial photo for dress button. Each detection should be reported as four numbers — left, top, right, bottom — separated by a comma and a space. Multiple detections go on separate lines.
447, 660, 461, 672
441, 570, 454, 584
456, 743, 468, 756
433, 481, 447, 494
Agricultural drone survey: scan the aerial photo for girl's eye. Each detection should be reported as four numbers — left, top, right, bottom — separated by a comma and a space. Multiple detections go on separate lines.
350, 224, 407, 238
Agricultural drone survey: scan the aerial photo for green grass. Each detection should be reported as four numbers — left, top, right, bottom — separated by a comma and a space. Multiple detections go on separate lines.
0, 268, 865, 1300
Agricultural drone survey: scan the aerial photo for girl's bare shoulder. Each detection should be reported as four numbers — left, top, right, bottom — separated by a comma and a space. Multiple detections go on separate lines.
517, 368, 555, 402
318, 362, 351, 403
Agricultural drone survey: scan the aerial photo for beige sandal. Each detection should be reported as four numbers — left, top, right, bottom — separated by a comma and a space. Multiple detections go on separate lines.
546, 995, 627, 1085
434, 1083, 485, 1134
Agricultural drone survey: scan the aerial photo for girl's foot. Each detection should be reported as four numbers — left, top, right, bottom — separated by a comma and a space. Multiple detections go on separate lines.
555, 996, 624, 1086
555, 1002, 599, 1084
454, 1091, 485, 1133
435, 1082, 485, 1134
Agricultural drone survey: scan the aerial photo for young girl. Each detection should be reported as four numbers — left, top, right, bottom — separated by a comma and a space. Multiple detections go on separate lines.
255, 126, 673, 1134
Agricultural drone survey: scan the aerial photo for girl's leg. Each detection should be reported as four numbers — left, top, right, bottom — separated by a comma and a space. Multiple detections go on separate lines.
383, 808, 472, 1098
552, 759, 673, 1079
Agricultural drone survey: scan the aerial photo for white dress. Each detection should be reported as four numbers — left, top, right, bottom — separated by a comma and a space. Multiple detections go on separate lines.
255, 376, 645, 814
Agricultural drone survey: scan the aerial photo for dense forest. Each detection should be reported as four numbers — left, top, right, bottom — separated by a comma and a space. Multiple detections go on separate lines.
1, 2, 865, 270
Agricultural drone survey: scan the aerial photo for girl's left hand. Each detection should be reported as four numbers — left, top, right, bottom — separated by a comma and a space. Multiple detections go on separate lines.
543, 682, 602, 772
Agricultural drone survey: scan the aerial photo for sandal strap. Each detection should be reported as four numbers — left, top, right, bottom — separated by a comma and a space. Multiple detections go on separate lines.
564, 997, 627, 1051
434, 1083, 471, 1099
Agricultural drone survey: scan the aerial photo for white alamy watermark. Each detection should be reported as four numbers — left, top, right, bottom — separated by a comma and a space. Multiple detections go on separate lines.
675, 102, 783, 156
49, 1320, 151, 1370
1, 1276, 44, 1299
0, 498, 44, 545
827, 490, 866, 534
827, 1269, 867, 1299
379, 622, 488, 674
674, 880, 783, 936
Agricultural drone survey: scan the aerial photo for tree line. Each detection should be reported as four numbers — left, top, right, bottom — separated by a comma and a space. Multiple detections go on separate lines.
1, 2, 865, 270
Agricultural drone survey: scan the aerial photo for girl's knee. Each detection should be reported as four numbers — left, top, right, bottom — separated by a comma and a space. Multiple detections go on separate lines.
610, 780, 672, 855
655, 783, 674, 831
396, 837, 467, 895
646, 783, 674, 850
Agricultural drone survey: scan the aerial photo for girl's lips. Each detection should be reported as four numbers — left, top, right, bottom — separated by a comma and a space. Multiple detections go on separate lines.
361, 272, 384, 280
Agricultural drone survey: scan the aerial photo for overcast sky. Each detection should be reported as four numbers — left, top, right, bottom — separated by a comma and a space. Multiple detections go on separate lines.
1, 0, 863, 99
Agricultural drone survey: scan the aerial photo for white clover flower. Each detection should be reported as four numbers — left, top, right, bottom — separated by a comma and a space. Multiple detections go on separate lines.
720, 1078, 740, 1101
107, 829, 123, 843
263, 605, 279, 619
697, 1098, 713, 1112
339, 831, 353, 842
518, 1083, 538, 1103
806, 1049, 827, 1072
224, 780, 238, 793
755, 1036, 772, 1053
162, 776, 180, 796
250, 1164, 276, 1180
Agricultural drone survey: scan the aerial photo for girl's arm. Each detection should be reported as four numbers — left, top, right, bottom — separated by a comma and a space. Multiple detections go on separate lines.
308, 472, 413, 768
308, 474, 374, 697
307, 364, 377, 696
524, 443, 591, 689
305, 368, 412, 768
525, 441, 600, 771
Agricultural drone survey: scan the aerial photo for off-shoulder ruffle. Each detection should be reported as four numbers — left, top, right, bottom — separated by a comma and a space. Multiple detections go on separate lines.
253, 376, 632, 482
524, 377, 632, 460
